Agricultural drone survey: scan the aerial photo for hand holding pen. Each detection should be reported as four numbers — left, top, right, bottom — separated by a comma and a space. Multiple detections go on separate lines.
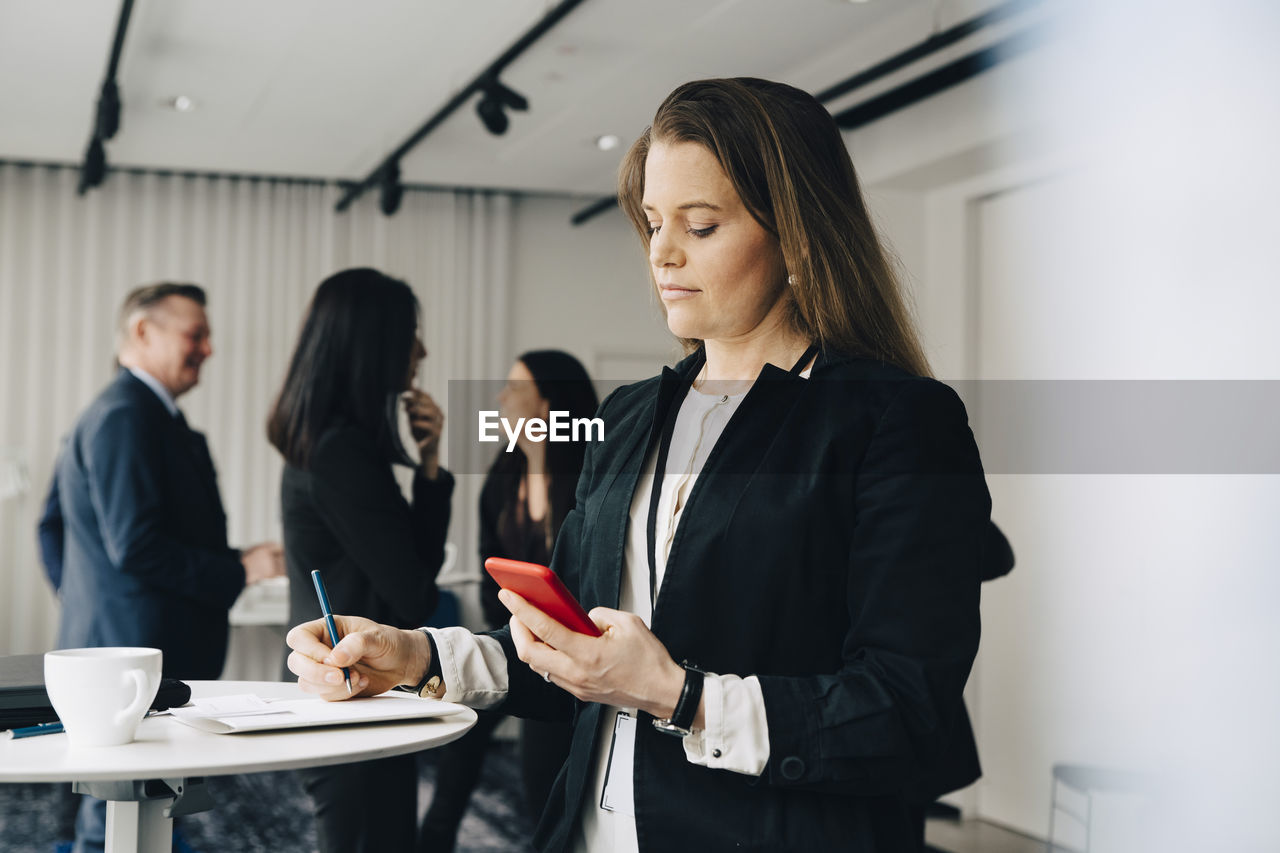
310, 570, 351, 694
286, 614, 435, 701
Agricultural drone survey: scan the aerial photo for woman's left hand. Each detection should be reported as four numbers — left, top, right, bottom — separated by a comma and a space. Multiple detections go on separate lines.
500, 589, 685, 718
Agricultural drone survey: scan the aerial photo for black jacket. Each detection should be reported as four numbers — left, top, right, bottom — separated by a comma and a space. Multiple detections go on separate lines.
52, 369, 245, 680
477, 467, 553, 631
280, 425, 454, 650
491, 349, 991, 852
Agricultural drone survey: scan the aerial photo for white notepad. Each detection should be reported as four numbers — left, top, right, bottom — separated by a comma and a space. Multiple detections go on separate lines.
169, 691, 465, 734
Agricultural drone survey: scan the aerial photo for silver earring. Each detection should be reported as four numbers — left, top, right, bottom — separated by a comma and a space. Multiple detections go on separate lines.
787, 273, 796, 287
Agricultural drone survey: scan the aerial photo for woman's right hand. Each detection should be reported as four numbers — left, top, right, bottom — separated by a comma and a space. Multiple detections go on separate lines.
286, 616, 431, 701
404, 389, 444, 477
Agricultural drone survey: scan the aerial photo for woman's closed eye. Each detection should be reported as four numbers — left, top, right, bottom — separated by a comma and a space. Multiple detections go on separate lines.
647, 223, 718, 238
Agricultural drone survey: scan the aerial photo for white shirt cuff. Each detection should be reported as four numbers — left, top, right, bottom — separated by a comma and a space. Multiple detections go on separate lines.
425, 626, 509, 709
682, 673, 770, 776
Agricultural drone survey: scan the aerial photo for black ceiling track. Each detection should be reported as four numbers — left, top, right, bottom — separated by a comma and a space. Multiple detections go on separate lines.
813, 0, 1043, 103
832, 25, 1046, 130
335, 0, 589, 213
569, 0, 1048, 226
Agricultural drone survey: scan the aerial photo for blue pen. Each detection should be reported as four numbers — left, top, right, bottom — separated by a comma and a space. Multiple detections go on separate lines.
6, 720, 64, 740
310, 570, 352, 694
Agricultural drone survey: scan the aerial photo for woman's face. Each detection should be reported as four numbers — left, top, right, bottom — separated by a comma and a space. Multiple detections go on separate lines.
643, 141, 788, 343
497, 360, 548, 422
405, 334, 426, 390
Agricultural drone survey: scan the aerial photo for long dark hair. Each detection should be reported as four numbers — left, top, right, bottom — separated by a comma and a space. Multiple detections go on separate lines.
618, 77, 931, 377
490, 350, 599, 544
267, 268, 420, 468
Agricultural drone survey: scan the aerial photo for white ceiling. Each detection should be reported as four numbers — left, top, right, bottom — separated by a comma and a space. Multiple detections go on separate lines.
0, 0, 1006, 197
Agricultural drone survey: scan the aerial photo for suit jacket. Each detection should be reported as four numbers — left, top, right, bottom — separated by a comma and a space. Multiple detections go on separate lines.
904, 521, 1015, 804
492, 349, 992, 853
477, 467, 553, 631
280, 425, 454, 647
36, 470, 65, 591
54, 369, 245, 680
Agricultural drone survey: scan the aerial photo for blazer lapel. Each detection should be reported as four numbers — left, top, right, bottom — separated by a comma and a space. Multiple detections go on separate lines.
653, 360, 811, 623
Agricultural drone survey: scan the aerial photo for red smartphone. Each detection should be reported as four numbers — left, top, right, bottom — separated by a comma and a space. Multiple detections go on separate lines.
484, 557, 602, 637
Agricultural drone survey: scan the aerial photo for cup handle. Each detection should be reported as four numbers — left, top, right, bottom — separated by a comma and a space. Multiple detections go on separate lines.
113, 669, 152, 728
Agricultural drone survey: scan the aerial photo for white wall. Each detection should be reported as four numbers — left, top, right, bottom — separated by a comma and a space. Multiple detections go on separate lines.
844, 5, 1280, 849
508, 194, 677, 381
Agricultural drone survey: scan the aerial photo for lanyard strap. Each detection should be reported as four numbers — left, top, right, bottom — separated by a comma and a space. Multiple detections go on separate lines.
644, 344, 818, 609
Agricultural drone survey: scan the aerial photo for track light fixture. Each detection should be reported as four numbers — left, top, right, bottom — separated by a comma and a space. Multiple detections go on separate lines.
97, 80, 121, 141
78, 137, 108, 195
78, 82, 118, 195
379, 161, 404, 216
335, 0, 587, 212
475, 78, 528, 136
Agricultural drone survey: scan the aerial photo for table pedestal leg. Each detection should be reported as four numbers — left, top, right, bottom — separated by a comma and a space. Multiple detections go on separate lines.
105, 798, 170, 853
74, 778, 215, 853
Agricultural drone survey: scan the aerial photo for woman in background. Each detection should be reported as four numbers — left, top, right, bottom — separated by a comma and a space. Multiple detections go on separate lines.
267, 267, 454, 853
420, 350, 598, 851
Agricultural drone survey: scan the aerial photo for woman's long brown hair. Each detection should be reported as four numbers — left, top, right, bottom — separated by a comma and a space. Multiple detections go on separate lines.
618, 77, 931, 378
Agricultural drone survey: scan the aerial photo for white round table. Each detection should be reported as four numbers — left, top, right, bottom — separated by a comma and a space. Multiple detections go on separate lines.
0, 681, 477, 853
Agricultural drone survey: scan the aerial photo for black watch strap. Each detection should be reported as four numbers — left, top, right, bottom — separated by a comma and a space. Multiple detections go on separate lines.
653, 662, 705, 737
403, 627, 444, 697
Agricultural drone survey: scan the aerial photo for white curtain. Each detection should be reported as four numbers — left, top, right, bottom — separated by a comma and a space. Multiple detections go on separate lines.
0, 162, 511, 656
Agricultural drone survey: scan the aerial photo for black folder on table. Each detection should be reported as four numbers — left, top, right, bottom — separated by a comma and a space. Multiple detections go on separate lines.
0, 654, 191, 730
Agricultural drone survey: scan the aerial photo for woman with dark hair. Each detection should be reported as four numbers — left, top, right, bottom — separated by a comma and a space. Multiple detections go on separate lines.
420, 350, 598, 852
287, 79, 990, 852
267, 267, 454, 853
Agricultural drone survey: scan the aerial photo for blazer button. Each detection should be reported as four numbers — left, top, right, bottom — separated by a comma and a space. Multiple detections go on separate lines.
780, 756, 805, 780
712, 749, 722, 759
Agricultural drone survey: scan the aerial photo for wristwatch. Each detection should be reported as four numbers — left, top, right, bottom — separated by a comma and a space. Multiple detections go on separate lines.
651, 662, 705, 737
400, 627, 445, 699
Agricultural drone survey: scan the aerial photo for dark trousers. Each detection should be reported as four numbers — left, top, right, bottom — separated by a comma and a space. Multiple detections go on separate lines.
298, 753, 418, 853
419, 709, 505, 852
906, 802, 928, 852
419, 713, 573, 852
519, 718, 573, 822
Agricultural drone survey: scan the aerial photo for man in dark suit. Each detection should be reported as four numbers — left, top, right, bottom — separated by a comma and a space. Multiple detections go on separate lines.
40, 282, 283, 853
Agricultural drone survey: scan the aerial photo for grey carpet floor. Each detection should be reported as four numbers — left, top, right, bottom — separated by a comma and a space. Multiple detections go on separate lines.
0, 741, 535, 853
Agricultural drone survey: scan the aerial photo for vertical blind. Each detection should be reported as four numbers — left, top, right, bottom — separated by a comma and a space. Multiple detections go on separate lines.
0, 162, 511, 655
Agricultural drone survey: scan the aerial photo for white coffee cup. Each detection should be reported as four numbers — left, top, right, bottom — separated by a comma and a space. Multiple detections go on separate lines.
44, 648, 163, 747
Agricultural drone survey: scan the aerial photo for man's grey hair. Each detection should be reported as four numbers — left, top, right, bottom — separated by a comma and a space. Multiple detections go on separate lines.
117, 282, 206, 353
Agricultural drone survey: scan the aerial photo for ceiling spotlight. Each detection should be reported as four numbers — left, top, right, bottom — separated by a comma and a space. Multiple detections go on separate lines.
78, 137, 108, 195
379, 161, 404, 216
475, 78, 529, 136
594, 134, 621, 152
164, 95, 196, 113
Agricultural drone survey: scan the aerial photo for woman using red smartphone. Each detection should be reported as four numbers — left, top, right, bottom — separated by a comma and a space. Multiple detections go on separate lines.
288, 80, 990, 853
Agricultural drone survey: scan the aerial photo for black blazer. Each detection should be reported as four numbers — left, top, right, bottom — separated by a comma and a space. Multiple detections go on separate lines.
476, 467, 554, 631
53, 370, 246, 680
280, 425, 454, 651
492, 350, 992, 852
